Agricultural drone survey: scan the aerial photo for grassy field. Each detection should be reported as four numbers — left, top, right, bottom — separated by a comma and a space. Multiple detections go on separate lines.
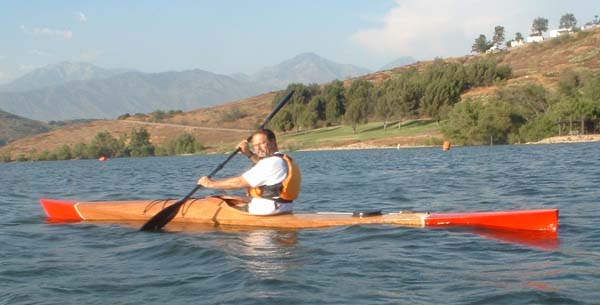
277, 119, 442, 151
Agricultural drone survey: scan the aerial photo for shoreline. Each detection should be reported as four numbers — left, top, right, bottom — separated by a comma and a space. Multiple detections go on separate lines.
529, 134, 600, 144
296, 134, 600, 152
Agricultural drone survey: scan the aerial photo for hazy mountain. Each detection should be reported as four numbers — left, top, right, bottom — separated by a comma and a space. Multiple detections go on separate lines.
0, 70, 265, 121
0, 53, 370, 121
379, 56, 417, 71
0, 109, 49, 146
0, 62, 129, 92
251, 52, 371, 90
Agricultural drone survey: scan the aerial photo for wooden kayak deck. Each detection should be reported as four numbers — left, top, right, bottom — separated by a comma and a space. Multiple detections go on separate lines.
40, 196, 558, 232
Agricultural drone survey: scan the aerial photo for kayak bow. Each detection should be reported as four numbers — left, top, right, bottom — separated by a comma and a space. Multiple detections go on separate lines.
40, 196, 558, 232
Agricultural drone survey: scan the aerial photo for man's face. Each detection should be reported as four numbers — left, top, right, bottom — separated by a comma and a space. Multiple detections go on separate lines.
252, 133, 275, 158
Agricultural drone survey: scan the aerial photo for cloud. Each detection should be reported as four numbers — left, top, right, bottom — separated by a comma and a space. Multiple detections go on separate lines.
28, 49, 53, 57
21, 25, 73, 39
77, 12, 87, 22
350, 0, 528, 59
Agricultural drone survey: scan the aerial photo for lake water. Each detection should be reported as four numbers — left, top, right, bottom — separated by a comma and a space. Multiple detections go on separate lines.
1, 143, 599, 305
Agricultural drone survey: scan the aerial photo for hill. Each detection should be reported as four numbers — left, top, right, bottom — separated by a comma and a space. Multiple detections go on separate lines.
2, 28, 599, 161
0, 93, 275, 159
0, 109, 49, 146
378, 56, 416, 71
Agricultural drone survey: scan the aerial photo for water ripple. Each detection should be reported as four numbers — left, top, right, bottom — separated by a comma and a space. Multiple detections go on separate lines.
1, 143, 600, 304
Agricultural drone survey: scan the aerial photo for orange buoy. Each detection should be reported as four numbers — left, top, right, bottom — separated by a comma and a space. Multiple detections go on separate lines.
442, 141, 451, 151
98, 156, 107, 161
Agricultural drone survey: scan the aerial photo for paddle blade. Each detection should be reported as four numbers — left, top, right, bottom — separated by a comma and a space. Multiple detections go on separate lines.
140, 200, 184, 231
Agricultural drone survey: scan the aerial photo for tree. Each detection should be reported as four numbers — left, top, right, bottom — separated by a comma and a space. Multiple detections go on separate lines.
304, 96, 325, 127
531, 17, 549, 36
375, 84, 396, 131
297, 107, 318, 130
344, 80, 373, 133
72, 142, 89, 159
496, 84, 551, 121
323, 80, 346, 125
558, 70, 584, 97
582, 71, 600, 101
375, 69, 423, 129
271, 109, 294, 132
149, 110, 166, 122
175, 133, 202, 154
88, 131, 120, 158
515, 32, 524, 42
559, 13, 577, 29
472, 34, 492, 53
55, 144, 72, 160
493, 25, 505, 48
441, 98, 525, 145
419, 60, 466, 119
128, 128, 155, 157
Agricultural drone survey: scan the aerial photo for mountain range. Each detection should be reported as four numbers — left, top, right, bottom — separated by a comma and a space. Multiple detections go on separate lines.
0, 62, 129, 93
0, 52, 381, 122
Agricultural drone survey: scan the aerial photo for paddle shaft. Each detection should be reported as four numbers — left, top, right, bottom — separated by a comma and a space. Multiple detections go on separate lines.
140, 90, 294, 231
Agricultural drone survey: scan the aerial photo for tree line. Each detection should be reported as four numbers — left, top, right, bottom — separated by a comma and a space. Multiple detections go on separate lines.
1, 128, 205, 162
269, 58, 512, 134
442, 70, 600, 145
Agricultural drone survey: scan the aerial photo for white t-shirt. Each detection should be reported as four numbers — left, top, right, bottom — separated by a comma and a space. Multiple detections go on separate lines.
241, 154, 292, 215
242, 155, 288, 187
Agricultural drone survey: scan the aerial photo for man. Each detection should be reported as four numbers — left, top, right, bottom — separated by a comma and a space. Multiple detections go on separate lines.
197, 129, 301, 215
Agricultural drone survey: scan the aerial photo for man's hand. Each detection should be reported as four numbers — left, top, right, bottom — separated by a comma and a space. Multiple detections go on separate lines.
237, 139, 253, 157
197, 176, 212, 187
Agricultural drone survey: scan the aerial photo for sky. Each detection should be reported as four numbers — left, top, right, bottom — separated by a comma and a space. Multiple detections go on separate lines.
0, 0, 598, 84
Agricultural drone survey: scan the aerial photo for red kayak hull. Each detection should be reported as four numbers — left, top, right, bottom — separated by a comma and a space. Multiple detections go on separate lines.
426, 209, 558, 232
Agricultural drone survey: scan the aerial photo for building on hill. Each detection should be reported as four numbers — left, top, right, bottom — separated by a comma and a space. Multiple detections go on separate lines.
485, 45, 502, 54
508, 39, 525, 48
549, 28, 572, 38
526, 35, 544, 43
581, 23, 600, 31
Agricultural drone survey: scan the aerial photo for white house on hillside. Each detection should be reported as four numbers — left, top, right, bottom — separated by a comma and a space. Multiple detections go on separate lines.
510, 39, 525, 47
526, 35, 544, 43
549, 28, 572, 38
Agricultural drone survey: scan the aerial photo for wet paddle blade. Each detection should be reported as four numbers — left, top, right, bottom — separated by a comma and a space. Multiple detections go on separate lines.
140, 200, 184, 231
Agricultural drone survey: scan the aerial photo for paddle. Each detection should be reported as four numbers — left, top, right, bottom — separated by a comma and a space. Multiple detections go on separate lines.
140, 90, 295, 231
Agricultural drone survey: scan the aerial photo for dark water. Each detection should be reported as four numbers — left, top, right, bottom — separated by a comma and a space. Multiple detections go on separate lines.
1, 143, 599, 305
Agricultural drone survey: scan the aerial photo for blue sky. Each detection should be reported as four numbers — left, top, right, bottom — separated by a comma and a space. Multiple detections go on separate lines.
0, 0, 598, 84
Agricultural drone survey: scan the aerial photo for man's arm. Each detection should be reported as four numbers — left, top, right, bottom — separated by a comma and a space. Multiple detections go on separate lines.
197, 175, 251, 189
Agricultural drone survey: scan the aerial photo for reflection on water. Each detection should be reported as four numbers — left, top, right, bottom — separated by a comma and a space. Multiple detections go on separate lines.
460, 228, 560, 251
158, 223, 301, 278
229, 230, 299, 277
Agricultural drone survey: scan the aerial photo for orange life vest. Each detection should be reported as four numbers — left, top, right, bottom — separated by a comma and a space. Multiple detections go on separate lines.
247, 154, 301, 201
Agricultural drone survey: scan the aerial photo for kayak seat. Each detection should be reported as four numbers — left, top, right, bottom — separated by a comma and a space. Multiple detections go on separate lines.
352, 210, 382, 217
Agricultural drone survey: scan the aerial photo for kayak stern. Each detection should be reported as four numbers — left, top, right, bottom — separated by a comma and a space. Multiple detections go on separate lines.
40, 199, 83, 221
425, 209, 558, 232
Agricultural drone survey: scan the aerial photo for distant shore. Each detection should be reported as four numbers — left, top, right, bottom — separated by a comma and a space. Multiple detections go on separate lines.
530, 134, 600, 144
296, 133, 600, 152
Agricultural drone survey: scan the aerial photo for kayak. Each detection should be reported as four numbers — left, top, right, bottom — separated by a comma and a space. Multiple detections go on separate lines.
40, 195, 558, 232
